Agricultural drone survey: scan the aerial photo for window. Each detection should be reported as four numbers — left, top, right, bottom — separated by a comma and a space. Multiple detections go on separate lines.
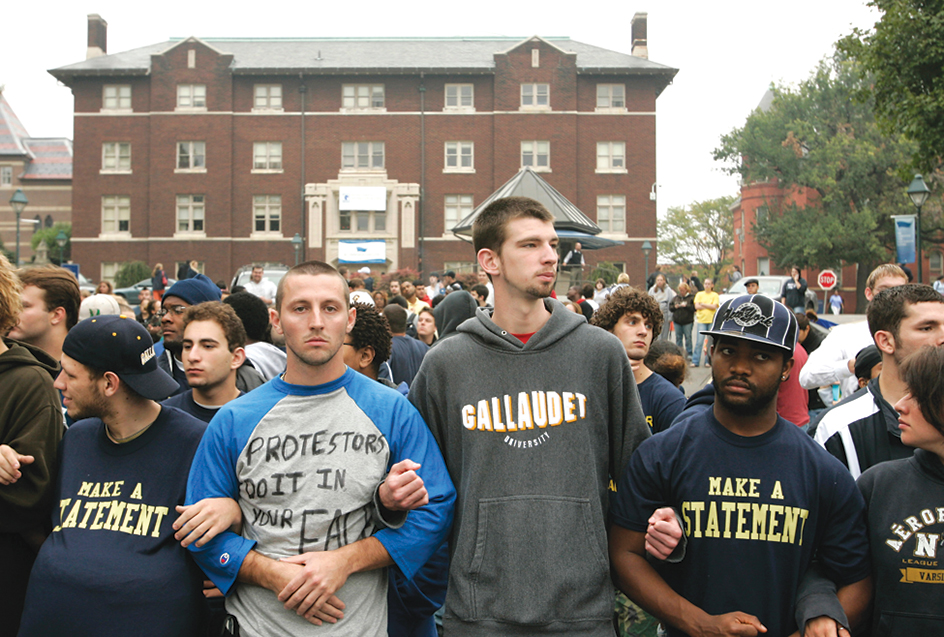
0, 166, 12, 187
253, 195, 281, 234
176, 195, 205, 234
521, 141, 550, 170
596, 84, 626, 110
253, 84, 283, 110
520, 83, 549, 108
445, 84, 474, 109
444, 142, 474, 172
596, 142, 626, 172
101, 262, 120, 284
101, 143, 131, 173
444, 195, 473, 232
931, 251, 944, 276
102, 85, 131, 110
176, 84, 206, 109
342, 142, 385, 170
596, 195, 625, 233
342, 84, 385, 110
339, 210, 386, 233
755, 205, 769, 225
253, 142, 283, 171
101, 196, 130, 234
177, 141, 206, 171
187, 49, 196, 69
757, 257, 770, 276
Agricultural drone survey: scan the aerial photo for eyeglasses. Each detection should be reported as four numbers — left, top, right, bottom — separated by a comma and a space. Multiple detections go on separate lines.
157, 305, 188, 318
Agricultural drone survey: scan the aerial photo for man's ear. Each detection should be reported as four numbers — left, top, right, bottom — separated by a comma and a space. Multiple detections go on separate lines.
874, 330, 895, 357
269, 308, 283, 337
230, 346, 247, 370
102, 371, 121, 398
478, 248, 500, 279
781, 355, 795, 380
50, 305, 66, 327
358, 345, 376, 372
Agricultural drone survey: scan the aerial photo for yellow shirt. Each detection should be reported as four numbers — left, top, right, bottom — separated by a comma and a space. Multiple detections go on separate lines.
407, 298, 430, 315
694, 291, 720, 324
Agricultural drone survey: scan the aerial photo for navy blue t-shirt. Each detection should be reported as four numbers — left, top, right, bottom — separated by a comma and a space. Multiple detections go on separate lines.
163, 389, 242, 424
18, 406, 208, 637
611, 406, 870, 637
637, 371, 686, 434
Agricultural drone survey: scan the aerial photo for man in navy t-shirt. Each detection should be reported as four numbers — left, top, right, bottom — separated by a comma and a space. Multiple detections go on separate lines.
19, 315, 211, 636
609, 295, 872, 637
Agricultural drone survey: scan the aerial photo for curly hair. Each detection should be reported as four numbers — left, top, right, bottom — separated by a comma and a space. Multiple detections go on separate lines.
350, 302, 392, 372
182, 302, 247, 352
0, 254, 23, 336
590, 286, 663, 339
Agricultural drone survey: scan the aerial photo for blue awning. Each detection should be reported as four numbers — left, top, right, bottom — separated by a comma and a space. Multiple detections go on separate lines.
555, 230, 623, 250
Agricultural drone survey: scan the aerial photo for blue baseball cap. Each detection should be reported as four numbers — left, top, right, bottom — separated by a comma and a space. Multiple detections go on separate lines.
704, 295, 797, 354
163, 274, 221, 306
63, 314, 178, 400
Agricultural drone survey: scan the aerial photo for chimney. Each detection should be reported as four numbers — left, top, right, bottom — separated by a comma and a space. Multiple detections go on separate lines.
87, 14, 107, 60
631, 12, 648, 59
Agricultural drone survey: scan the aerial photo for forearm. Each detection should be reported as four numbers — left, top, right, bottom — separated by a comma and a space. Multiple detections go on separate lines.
238, 550, 287, 593
837, 576, 872, 632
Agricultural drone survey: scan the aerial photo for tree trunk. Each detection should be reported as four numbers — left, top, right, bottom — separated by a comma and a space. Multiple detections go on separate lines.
854, 261, 875, 313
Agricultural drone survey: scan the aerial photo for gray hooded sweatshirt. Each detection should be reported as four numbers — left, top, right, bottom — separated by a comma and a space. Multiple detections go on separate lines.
410, 299, 649, 636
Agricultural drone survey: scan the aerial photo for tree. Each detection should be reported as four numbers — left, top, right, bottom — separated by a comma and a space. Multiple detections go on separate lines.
30, 223, 71, 265
838, 0, 944, 175
115, 261, 153, 288
657, 196, 735, 283
713, 53, 918, 307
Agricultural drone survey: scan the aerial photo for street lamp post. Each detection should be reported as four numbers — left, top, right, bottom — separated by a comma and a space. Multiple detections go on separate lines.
55, 229, 68, 265
291, 233, 303, 266
641, 240, 652, 283
9, 189, 29, 266
907, 174, 931, 284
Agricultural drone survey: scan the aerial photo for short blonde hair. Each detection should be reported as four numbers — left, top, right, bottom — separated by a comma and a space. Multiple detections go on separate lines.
866, 263, 907, 291
0, 254, 23, 335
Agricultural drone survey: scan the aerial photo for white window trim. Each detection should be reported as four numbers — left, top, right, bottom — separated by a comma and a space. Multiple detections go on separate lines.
174, 195, 207, 239
100, 142, 132, 175
99, 195, 131, 239
595, 84, 627, 113
251, 195, 283, 238
596, 195, 626, 235
251, 84, 284, 113
0, 165, 13, 188
175, 84, 207, 112
443, 141, 475, 174
340, 84, 387, 113
251, 142, 284, 174
175, 141, 207, 173
443, 194, 473, 237
595, 142, 628, 174
341, 141, 386, 172
444, 84, 475, 112
519, 83, 551, 112
101, 85, 132, 113
521, 141, 551, 173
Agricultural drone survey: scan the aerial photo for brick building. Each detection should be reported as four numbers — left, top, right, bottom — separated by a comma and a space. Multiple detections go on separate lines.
50, 14, 676, 284
0, 90, 72, 265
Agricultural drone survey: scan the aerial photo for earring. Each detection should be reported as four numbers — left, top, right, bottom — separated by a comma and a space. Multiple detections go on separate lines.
781, 375, 787, 381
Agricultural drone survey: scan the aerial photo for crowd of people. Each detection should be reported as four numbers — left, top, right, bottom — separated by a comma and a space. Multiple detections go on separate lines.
1, 196, 943, 637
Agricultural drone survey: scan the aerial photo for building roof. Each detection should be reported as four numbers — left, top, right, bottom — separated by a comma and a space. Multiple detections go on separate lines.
0, 91, 31, 157
0, 90, 72, 179
50, 36, 677, 92
451, 167, 602, 238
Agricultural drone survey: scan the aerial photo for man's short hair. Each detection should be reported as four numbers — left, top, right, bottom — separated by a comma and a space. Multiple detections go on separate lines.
0, 254, 23, 335
251, 264, 263, 271
182, 302, 247, 352
349, 277, 365, 290
383, 304, 408, 334
275, 261, 349, 313
590, 286, 663, 339
472, 196, 554, 255
224, 292, 270, 342
901, 345, 944, 435
350, 302, 392, 373
867, 284, 944, 340
16, 265, 81, 329
866, 263, 907, 291
471, 284, 489, 300
645, 340, 687, 388
794, 312, 809, 332
581, 283, 595, 300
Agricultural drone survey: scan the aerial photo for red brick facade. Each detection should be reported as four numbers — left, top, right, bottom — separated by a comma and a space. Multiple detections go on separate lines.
54, 34, 674, 285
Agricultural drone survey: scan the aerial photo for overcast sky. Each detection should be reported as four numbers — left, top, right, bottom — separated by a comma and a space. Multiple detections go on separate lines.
2, 0, 879, 218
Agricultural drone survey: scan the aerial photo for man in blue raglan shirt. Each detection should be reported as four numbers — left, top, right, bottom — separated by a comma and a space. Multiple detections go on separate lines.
184, 261, 455, 636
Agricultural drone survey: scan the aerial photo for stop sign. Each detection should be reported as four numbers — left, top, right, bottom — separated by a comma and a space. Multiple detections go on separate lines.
818, 269, 837, 290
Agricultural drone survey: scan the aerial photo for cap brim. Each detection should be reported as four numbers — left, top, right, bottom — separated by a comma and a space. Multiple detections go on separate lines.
703, 329, 794, 353
119, 367, 181, 401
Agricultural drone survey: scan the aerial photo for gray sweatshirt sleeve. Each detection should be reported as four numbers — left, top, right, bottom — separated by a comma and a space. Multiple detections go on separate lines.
794, 562, 849, 634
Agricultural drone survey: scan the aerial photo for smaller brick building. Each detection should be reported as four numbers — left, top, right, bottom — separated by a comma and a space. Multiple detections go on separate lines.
0, 90, 73, 265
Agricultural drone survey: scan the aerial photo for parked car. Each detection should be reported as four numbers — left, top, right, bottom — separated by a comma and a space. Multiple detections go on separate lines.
75, 272, 97, 295
719, 275, 791, 307
230, 264, 289, 292
114, 277, 176, 305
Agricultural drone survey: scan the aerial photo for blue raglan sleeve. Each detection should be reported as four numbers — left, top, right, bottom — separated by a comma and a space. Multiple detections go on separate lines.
370, 395, 455, 581
184, 406, 257, 595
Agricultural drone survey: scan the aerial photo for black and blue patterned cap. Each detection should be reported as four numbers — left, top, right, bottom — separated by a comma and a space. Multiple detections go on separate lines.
704, 294, 797, 354
63, 314, 179, 400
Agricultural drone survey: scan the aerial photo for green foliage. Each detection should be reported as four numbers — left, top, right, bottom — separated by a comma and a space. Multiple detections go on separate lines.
838, 1, 944, 175
590, 261, 622, 285
657, 196, 735, 283
30, 223, 71, 265
713, 54, 917, 271
115, 261, 153, 288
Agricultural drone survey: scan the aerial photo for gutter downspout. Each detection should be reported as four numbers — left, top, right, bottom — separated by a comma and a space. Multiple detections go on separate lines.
299, 76, 307, 261
418, 72, 426, 275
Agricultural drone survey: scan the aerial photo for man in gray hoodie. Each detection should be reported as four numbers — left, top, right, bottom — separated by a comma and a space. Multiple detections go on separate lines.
410, 197, 651, 636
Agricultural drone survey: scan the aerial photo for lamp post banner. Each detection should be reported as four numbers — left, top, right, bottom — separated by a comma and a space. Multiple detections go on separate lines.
892, 215, 916, 264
